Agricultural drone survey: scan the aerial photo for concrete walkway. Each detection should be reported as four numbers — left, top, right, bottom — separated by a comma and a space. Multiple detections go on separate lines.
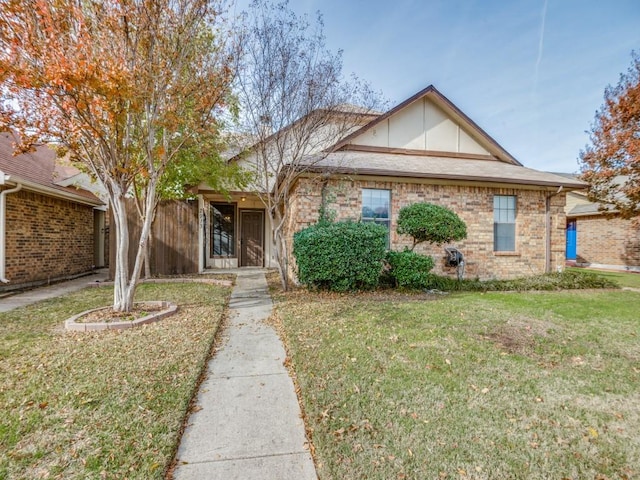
0, 269, 109, 313
172, 269, 317, 480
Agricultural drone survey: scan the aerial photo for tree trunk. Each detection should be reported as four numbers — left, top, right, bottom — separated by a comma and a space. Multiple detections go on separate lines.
271, 209, 289, 291
125, 177, 158, 308
143, 229, 153, 279
109, 180, 158, 313
111, 193, 133, 312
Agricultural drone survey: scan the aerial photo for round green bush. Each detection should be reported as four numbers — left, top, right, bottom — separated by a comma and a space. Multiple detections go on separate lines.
397, 202, 467, 249
293, 221, 387, 291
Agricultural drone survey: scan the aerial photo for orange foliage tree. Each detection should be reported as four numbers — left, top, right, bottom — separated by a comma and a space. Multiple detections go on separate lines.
0, 0, 236, 311
580, 51, 640, 219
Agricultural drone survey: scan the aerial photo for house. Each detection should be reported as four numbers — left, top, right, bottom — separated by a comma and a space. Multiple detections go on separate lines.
195, 85, 586, 281
0, 131, 106, 292
564, 176, 640, 272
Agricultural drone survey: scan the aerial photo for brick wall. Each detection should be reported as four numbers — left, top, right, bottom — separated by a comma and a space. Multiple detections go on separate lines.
3, 189, 95, 288
575, 215, 640, 267
286, 177, 567, 281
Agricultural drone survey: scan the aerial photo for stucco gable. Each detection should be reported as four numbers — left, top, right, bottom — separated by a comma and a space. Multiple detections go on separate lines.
332, 85, 521, 165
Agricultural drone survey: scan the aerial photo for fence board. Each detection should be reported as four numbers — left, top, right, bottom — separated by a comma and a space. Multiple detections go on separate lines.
109, 199, 199, 278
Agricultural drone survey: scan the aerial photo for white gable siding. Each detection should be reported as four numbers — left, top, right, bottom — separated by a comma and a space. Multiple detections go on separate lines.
458, 128, 488, 155
389, 101, 425, 149
424, 100, 458, 152
352, 120, 389, 147
351, 98, 490, 156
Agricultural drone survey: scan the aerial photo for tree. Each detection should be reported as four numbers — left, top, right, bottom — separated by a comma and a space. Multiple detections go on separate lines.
396, 202, 467, 251
234, 0, 382, 289
0, 0, 237, 311
579, 51, 640, 219
135, 133, 246, 279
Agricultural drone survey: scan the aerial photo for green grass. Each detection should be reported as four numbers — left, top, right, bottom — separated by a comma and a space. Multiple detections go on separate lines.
567, 267, 640, 289
0, 282, 231, 480
276, 288, 640, 480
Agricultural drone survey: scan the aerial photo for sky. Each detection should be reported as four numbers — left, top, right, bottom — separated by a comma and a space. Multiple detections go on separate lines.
235, 0, 640, 173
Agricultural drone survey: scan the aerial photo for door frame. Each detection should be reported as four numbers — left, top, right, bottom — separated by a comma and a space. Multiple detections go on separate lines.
239, 209, 265, 267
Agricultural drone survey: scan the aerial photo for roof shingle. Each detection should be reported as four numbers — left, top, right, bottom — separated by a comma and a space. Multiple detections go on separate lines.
0, 132, 102, 205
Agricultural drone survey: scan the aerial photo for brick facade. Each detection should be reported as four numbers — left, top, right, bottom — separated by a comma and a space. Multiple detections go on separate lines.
2, 189, 95, 289
574, 215, 640, 268
286, 177, 567, 281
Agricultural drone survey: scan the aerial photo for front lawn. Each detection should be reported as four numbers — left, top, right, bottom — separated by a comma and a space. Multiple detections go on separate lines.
567, 267, 640, 289
0, 281, 231, 480
276, 288, 640, 479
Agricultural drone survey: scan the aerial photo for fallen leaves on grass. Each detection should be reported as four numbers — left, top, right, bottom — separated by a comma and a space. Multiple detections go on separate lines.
0, 282, 231, 479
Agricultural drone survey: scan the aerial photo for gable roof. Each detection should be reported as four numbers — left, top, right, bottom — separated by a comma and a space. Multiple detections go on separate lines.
0, 131, 103, 206
330, 85, 521, 166
228, 104, 381, 162
566, 175, 630, 217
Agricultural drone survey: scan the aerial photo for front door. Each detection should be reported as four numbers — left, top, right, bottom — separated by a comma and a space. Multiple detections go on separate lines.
240, 210, 264, 267
566, 219, 577, 260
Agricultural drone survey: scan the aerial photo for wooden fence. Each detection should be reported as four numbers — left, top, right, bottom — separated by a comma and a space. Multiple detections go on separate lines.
109, 199, 200, 278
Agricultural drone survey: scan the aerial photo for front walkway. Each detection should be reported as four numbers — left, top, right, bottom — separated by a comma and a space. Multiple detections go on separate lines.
172, 269, 317, 479
0, 269, 109, 313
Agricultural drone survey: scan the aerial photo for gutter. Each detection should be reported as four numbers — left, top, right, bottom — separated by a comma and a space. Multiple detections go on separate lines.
1, 173, 23, 283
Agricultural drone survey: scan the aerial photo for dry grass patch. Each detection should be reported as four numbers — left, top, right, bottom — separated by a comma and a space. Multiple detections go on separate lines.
275, 287, 640, 480
0, 282, 231, 480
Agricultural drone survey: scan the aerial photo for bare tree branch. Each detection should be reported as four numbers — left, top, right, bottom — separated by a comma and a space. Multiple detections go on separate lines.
233, 0, 384, 289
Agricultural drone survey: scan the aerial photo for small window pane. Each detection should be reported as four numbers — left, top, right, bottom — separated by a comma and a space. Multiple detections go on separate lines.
494, 223, 515, 251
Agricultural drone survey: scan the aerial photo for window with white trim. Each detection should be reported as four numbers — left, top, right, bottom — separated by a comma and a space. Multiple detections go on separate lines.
362, 188, 391, 246
493, 195, 516, 251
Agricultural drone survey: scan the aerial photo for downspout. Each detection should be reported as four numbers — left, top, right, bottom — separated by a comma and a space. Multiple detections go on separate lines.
1, 175, 23, 283
545, 185, 563, 273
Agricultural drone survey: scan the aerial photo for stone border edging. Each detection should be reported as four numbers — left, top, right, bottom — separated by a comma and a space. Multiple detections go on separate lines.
65, 301, 178, 332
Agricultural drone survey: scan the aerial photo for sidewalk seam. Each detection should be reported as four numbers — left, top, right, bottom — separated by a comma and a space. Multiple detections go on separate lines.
178, 450, 312, 466
210, 371, 289, 380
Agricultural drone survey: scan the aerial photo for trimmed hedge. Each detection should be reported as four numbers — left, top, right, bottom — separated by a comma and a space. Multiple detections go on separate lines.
422, 269, 619, 292
293, 221, 387, 291
386, 249, 435, 289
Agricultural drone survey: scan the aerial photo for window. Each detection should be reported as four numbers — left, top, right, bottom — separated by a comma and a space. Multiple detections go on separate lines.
211, 203, 235, 256
362, 189, 391, 246
493, 195, 516, 251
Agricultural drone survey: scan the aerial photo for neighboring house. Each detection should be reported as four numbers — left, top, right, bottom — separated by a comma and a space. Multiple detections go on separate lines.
195, 85, 586, 281
0, 131, 106, 292
564, 176, 640, 272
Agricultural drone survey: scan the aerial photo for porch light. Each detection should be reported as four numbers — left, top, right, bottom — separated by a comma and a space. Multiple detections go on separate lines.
240, 196, 246, 202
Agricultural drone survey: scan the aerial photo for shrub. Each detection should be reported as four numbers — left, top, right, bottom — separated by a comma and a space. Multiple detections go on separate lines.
293, 221, 387, 291
421, 269, 619, 292
386, 249, 435, 289
397, 202, 467, 250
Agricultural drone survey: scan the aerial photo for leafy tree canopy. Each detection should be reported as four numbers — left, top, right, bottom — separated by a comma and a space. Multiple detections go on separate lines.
579, 51, 640, 219
0, 0, 239, 311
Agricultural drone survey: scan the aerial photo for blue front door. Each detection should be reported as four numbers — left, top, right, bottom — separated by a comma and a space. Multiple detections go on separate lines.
566, 220, 577, 260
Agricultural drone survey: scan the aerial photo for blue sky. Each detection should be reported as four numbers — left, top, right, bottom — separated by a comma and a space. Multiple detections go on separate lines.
236, 0, 639, 173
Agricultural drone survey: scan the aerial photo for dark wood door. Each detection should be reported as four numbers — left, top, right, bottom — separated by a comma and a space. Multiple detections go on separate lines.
240, 211, 264, 267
